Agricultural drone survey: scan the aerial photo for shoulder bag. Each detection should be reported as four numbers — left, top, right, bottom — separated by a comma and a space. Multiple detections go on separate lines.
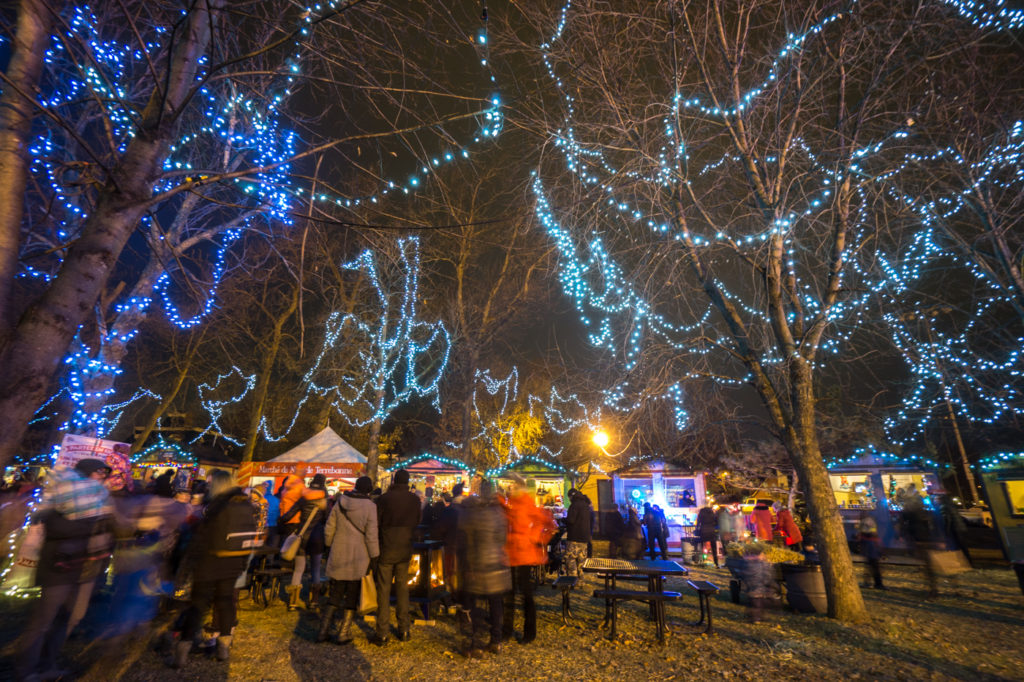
280, 508, 317, 562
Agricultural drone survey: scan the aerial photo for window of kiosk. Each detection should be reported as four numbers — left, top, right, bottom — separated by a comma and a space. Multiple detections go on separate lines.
622, 480, 653, 511
830, 473, 873, 509
1003, 479, 1024, 517
880, 472, 933, 505
664, 478, 698, 509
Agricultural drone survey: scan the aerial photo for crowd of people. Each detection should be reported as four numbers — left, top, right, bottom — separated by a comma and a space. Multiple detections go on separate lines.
6, 458, 979, 679
7, 462, 601, 679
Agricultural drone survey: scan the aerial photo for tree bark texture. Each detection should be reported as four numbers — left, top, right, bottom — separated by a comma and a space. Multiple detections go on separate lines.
0, 0, 224, 468
0, 0, 55, 338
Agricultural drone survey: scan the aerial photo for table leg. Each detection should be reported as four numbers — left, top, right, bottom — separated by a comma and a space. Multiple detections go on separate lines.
655, 575, 666, 640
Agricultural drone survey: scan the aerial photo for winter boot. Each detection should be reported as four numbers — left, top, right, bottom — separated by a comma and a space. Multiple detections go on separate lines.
316, 606, 336, 643
216, 636, 232, 662
337, 609, 356, 645
168, 640, 191, 669
308, 584, 322, 611
286, 585, 301, 611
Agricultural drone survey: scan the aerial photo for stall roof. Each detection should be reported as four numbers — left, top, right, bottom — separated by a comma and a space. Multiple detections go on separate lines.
487, 455, 567, 478
825, 452, 946, 472
390, 454, 468, 474
268, 427, 367, 464
613, 459, 700, 477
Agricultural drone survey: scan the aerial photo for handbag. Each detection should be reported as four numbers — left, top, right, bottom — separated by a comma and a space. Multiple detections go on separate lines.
280, 508, 317, 562
926, 549, 971, 577
358, 572, 377, 615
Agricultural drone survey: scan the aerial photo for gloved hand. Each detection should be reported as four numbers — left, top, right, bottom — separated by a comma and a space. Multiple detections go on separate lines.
367, 556, 379, 575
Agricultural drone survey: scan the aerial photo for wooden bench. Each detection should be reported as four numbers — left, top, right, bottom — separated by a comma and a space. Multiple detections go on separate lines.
552, 575, 579, 625
686, 580, 720, 634
593, 589, 682, 642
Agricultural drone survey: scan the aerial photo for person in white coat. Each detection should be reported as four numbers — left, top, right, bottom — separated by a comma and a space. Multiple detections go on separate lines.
319, 476, 379, 644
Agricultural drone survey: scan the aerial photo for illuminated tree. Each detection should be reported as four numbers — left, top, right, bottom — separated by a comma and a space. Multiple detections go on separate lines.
0, 0, 504, 465
512, 0, 1023, 620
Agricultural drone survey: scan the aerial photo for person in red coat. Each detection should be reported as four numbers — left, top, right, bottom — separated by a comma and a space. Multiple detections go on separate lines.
503, 475, 557, 645
775, 506, 803, 547
750, 501, 774, 542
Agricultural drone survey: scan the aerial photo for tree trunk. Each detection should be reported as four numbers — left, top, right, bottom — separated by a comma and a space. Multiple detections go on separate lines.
784, 362, 866, 621
0, 0, 224, 469
366, 408, 383, 483
0, 0, 55, 338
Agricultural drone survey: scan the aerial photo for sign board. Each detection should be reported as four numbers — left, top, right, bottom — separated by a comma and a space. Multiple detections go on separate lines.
253, 461, 364, 477
54, 433, 132, 491
55, 434, 130, 470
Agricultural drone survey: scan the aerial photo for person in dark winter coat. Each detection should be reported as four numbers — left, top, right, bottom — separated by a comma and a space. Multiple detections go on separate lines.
899, 485, 939, 597
372, 469, 421, 645
170, 470, 259, 668
563, 489, 592, 577
620, 507, 645, 559
605, 505, 626, 558
695, 505, 719, 567
319, 476, 379, 644
857, 512, 885, 589
17, 459, 114, 680
457, 479, 510, 658
435, 484, 464, 605
645, 503, 669, 560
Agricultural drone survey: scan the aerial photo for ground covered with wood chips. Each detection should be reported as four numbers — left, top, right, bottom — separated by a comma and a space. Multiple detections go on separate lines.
1, 562, 1022, 681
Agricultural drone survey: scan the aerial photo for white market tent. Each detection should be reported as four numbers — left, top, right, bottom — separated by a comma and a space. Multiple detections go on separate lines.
269, 427, 367, 464
246, 428, 366, 489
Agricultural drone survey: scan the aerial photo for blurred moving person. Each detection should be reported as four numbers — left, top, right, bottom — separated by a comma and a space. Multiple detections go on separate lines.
16, 458, 114, 681
170, 470, 259, 668
504, 475, 557, 645
458, 478, 510, 658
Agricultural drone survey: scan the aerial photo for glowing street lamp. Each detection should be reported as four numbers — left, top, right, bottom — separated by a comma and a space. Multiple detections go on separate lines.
592, 430, 610, 449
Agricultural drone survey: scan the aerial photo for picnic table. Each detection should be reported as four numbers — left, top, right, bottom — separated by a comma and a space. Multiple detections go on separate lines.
583, 557, 688, 642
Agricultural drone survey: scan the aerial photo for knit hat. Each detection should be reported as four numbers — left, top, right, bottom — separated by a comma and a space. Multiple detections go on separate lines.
452, 482, 464, 497
74, 458, 111, 477
309, 473, 327, 490
355, 476, 373, 494
393, 469, 410, 486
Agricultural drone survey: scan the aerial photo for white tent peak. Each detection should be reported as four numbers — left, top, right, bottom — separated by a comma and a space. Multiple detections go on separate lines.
268, 427, 366, 464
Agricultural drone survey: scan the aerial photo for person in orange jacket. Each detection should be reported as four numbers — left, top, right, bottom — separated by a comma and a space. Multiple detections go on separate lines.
503, 475, 557, 645
749, 501, 774, 542
277, 473, 306, 528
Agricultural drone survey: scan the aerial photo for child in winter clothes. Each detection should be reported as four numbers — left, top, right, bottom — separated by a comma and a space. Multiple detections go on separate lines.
741, 544, 776, 622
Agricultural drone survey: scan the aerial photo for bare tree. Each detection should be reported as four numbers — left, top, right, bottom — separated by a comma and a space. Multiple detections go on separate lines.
507, 0, 1022, 620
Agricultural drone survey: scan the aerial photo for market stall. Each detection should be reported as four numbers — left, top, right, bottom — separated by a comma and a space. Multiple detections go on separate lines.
383, 454, 470, 499
132, 441, 239, 490
979, 453, 1024, 564
610, 460, 707, 553
826, 450, 943, 548
244, 427, 366, 494
487, 456, 571, 515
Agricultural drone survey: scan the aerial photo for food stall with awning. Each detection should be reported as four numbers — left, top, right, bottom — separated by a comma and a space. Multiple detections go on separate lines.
487, 456, 571, 514
383, 453, 470, 498
243, 427, 366, 493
